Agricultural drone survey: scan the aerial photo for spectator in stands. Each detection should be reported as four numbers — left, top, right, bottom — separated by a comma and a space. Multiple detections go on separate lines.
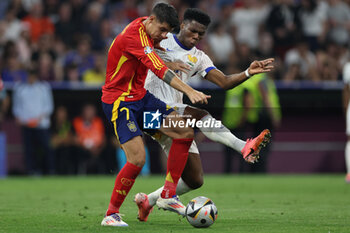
99, 19, 114, 52
12, 68, 54, 175
6, 0, 27, 19
52, 38, 67, 82
31, 34, 56, 69
82, 53, 106, 85
266, 0, 300, 60
37, 52, 56, 82
65, 63, 80, 84
283, 36, 318, 82
72, 103, 106, 174
55, 2, 75, 49
63, 35, 95, 79
230, 0, 270, 50
0, 78, 9, 130
207, 21, 234, 72
1, 55, 27, 82
256, 32, 284, 80
297, 0, 328, 51
22, 0, 55, 44
1, 5, 26, 43
229, 42, 256, 74
81, 1, 104, 51
51, 105, 76, 174
109, 4, 129, 36
44, 0, 60, 22
315, 41, 341, 81
69, 0, 87, 34
326, 0, 350, 46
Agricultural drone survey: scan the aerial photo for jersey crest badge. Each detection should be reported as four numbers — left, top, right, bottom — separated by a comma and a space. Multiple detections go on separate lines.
144, 46, 153, 55
127, 121, 137, 132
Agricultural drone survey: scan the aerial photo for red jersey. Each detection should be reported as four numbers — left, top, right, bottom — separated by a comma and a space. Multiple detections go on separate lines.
102, 17, 168, 104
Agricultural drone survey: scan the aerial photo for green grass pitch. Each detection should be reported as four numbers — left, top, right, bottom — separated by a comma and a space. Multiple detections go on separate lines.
1, 175, 350, 233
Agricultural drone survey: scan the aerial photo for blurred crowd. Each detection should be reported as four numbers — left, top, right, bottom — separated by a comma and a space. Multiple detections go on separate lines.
0, 0, 350, 85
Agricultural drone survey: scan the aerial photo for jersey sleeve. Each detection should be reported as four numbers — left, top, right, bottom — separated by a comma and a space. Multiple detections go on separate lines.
197, 52, 216, 79
343, 62, 350, 84
124, 26, 168, 79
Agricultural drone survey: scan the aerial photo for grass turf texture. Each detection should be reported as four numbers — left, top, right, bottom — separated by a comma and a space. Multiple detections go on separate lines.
1, 175, 349, 233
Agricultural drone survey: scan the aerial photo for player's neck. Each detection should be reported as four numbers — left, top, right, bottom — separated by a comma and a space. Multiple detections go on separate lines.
174, 34, 192, 50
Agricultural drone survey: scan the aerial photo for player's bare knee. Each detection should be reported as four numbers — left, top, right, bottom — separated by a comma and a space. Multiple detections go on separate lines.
125, 150, 146, 167
191, 179, 203, 190
127, 156, 145, 167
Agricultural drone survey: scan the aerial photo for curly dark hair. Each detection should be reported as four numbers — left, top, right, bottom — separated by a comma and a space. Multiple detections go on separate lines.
183, 8, 211, 27
151, 3, 179, 29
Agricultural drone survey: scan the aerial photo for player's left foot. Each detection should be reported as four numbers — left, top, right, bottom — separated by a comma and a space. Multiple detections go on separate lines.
134, 192, 153, 222
156, 195, 186, 216
345, 174, 350, 183
241, 129, 271, 163
101, 213, 128, 227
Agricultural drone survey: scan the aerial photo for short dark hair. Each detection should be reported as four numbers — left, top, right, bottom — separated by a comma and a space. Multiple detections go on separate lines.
184, 8, 211, 27
151, 3, 179, 29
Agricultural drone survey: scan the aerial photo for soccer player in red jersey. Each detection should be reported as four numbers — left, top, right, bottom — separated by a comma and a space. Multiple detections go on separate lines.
100, 3, 210, 226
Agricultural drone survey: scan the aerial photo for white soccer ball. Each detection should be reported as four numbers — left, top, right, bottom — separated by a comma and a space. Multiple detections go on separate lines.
185, 196, 218, 228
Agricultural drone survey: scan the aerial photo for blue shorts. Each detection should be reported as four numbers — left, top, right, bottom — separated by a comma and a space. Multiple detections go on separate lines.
102, 91, 174, 144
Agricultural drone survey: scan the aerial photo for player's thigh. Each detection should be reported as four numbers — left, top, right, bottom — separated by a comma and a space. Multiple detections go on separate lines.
183, 105, 209, 121
159, 111, 194, 139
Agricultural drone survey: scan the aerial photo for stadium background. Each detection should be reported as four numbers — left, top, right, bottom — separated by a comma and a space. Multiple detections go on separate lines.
0, 0, 347, 175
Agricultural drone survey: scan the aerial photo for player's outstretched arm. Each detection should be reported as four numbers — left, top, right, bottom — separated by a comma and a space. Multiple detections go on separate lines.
163, 69, 211, 104
206, 58, 275, 90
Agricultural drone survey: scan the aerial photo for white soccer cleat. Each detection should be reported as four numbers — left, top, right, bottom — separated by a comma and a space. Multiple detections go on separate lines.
156, 195, 186, 216
101, 213, 128, 227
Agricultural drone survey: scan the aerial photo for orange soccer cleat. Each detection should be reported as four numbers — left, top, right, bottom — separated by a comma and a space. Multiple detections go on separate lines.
134, 193, 153, 222
241, 129, 271, 163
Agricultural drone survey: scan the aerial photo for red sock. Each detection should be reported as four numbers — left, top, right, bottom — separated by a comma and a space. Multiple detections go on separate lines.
106, 162, 142, 215
161, 138, 193, 198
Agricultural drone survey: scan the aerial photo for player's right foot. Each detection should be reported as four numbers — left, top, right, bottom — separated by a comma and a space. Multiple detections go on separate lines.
156, 195, 186, 216
134, 192, 153, 222
241, 129, 271, 163
101, 213, 128, 227
345, 174, 350, 183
